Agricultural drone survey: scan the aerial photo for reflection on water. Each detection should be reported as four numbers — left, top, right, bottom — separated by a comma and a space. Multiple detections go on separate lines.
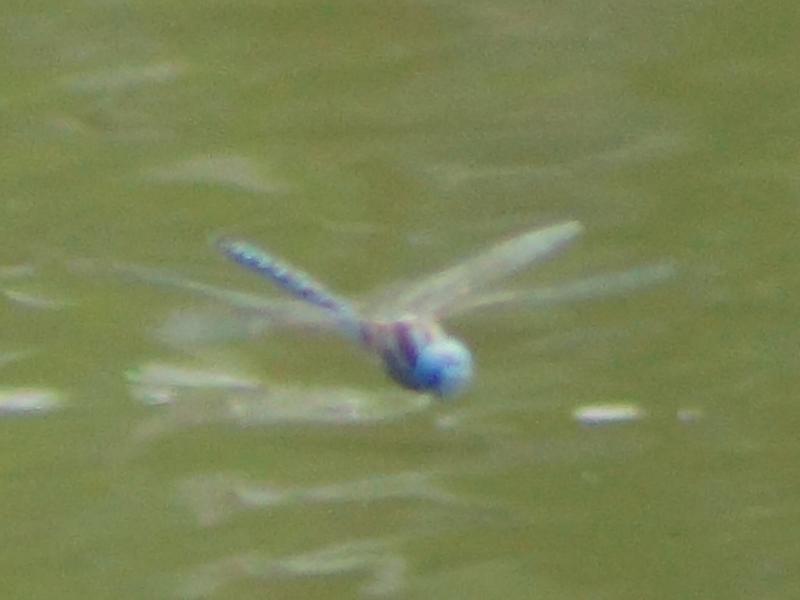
178, 539, 407, 599
143, 154, 288, 195
179, 470, 474, 528
0, 349, 36, 370
572, 403, 645, 426
1, 264, 71, 311
2, 288, 72, 311
62, 61, 185, 94
129, 361, 535, 597
128, 362, 431, 442
0, 266, 66, 417
0, 387, 63, 416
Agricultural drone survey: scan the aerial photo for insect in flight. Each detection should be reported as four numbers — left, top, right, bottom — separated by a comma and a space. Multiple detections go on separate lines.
107, 222, 673, 399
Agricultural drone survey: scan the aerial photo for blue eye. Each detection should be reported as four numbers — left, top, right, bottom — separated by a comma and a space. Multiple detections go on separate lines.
413, 338, 473, 398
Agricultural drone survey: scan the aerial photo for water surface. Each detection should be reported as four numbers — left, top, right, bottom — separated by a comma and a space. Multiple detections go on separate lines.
1, 1, 797, 598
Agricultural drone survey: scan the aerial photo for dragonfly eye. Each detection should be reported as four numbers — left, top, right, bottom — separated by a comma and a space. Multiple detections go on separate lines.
414, 338, 473, 398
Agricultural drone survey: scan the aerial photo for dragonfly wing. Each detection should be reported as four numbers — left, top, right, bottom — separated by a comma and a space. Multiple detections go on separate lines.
451, 262, 677, 317
378, 221, 584, 318
74, 259, 341, 335
156, 305, 345, 346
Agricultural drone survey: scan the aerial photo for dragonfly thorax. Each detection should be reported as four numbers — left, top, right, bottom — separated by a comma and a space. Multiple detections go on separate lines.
363, 318, 473, 398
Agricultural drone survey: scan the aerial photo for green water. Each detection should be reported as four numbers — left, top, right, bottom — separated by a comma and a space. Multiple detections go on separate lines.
1, 1, 798, 598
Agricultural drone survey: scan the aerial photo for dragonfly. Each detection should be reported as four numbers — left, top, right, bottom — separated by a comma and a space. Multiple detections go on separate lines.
98, 222, 673, 399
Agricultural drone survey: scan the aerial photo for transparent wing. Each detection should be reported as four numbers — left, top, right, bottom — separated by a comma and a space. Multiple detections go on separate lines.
450, 262, 677, 317
71, 259, 342, 343
375, 221, 584, 318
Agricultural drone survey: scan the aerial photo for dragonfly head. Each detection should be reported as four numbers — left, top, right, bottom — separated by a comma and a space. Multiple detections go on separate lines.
412, 336, 473, 399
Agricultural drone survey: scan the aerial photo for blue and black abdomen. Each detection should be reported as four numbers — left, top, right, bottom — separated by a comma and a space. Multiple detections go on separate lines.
217, 238, 356, 317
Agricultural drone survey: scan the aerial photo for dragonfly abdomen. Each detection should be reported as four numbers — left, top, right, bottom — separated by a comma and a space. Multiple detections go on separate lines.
217, 238, 355, 317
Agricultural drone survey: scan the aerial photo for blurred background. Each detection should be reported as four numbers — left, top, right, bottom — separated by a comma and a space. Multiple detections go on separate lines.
1, 1, 798, 598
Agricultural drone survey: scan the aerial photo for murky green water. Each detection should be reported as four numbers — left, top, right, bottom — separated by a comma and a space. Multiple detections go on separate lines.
1, 1, 798, 598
